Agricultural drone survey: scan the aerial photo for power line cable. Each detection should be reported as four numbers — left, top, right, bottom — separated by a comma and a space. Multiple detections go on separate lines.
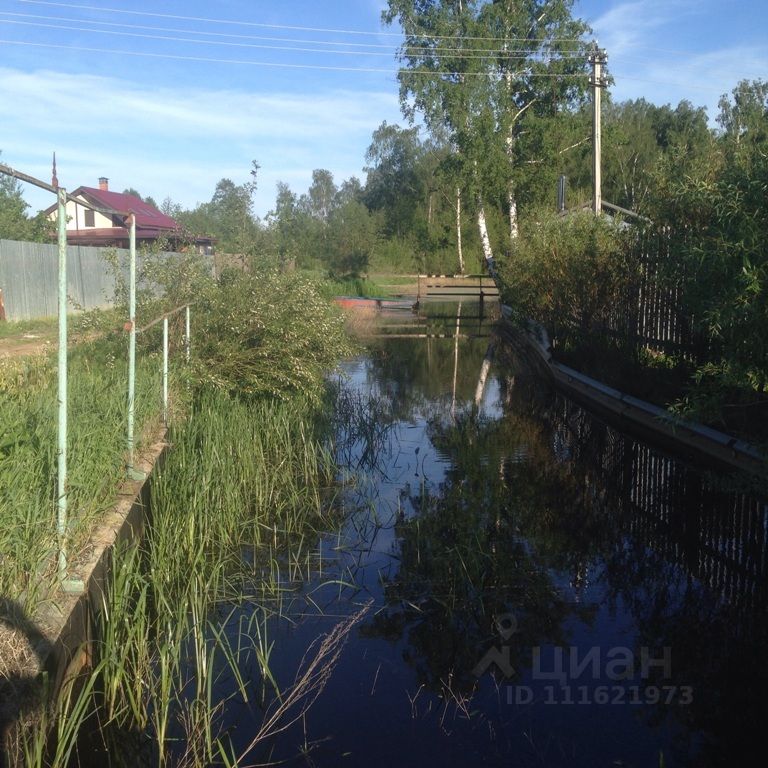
19, 0, 752, 63
1, 9, 592, 56
3, 9, 405, 49
0, 36, 593, 77
0, 18, 592, 60
16, 0, 590, 44
2, 34, 737, 92
9, 4, 744, 90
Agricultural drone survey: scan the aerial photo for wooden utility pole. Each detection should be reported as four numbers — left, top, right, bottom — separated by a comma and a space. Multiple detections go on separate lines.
589, 45, 608, 214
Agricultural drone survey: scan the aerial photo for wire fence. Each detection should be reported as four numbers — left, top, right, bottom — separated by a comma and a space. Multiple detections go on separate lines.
0, 162, 197, 592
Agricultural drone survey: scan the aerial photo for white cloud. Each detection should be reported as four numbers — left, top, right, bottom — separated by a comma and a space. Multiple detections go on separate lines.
587, 0, 698, 54
0, 67, 402, 214
579, 1, 768, 119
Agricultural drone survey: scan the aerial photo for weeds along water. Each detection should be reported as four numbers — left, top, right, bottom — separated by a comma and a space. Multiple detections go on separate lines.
5, 384, 360, 766
2, 268, 360, 765
17, 389, 356, 767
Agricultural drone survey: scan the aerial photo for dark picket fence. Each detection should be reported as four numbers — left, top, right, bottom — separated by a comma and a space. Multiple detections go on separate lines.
564, 226, 714, 366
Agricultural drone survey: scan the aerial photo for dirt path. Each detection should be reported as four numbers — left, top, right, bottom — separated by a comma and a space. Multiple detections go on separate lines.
0, 332, 56, 359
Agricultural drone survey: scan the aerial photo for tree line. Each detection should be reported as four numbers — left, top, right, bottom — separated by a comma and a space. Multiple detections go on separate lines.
1, 1, 765, 290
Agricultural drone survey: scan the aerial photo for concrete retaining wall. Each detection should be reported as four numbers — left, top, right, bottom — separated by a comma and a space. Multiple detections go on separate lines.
500, 308, 766, 477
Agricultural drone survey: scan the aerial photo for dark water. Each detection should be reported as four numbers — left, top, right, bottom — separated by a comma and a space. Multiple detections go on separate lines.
216, 301, 768, 768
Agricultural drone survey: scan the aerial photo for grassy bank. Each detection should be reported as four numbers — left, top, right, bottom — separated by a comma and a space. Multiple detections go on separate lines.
0, 340, 164, 612
36, 391, 345, 767
4, 265, 360, 766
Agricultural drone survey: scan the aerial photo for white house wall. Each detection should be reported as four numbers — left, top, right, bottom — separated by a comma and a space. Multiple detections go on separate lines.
48, 196, 116, 230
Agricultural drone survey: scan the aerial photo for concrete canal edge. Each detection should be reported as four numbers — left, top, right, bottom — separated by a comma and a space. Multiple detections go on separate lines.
19, 429, 169, 742
499, 307, 767, 477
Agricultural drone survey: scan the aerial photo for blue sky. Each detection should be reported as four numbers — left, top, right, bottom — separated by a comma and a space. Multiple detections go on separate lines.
1, 0, 765, 216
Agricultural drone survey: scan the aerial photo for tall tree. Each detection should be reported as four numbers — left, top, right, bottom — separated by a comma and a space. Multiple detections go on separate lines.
178, 160, 260, 253
123, 187, 159, 209
384, 0, 590, 268
270, 181, 307, 268
324, 200, 379, 277
598, 99, 710, 211
717, 79, 768, 147
305, 169, 337, 222
364, 121, 425, 238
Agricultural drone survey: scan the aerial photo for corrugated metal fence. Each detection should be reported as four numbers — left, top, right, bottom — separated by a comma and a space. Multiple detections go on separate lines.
0, 239, 179, 321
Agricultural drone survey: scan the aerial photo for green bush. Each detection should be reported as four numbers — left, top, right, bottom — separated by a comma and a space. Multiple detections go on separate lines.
189, 268, 354, 404
499, 210, 634, 346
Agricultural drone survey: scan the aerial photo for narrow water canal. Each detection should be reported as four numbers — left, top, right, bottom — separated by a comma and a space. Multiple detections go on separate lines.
235, 302, 768, 767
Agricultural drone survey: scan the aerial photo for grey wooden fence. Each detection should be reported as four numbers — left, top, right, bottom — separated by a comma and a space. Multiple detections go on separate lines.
569, 228, 707, 363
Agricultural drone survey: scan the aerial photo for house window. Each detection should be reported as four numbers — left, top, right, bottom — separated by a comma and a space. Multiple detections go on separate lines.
84, 209, 95, 227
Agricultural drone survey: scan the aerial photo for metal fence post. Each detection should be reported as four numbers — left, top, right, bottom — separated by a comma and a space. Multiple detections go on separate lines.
185, 304, 191, 363
163, 316, 169, 425
56, 188, 68, 581
126, 215, 145, 480
56, 188, 83, 592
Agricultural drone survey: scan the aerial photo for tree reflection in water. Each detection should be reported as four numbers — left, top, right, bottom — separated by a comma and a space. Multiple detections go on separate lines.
343, 308, 768, 766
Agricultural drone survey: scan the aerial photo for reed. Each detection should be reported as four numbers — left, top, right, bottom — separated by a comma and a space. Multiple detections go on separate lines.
5, 268, 360, 766
11, 386, 345, 764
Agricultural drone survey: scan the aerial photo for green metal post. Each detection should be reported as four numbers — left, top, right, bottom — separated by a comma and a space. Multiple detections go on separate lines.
185, 304, 191, 363
126, 215, 145, 480
163, 316, 169, 425
56, 188, 68, 581
56, 189, 83, 593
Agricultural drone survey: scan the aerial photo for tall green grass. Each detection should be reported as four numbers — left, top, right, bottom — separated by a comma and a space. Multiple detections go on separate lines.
0, 317, 57, 341
4, 267, 361, 765
0, 339, 164, 611
319, 276, 398, 299
14, 390, 350, 767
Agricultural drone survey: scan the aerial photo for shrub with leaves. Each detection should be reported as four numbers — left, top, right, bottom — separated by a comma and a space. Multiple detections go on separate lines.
499, 209, 634, 348
189, 268, 354, 404
636, 79, 768, 406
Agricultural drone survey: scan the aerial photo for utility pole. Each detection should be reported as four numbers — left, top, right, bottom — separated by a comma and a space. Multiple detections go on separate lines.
589, 45, 608, 214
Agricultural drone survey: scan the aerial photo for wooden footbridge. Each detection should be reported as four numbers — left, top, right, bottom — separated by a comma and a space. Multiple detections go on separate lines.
416, 274, 499, 306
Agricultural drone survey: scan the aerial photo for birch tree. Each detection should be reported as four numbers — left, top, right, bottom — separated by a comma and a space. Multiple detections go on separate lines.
384, 0, 590, 268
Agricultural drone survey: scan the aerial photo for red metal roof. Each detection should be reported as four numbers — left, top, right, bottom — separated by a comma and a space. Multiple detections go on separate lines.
74, 186, 180, 231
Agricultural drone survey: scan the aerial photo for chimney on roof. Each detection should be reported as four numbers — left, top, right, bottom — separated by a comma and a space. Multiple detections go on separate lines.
99, 177, 109, 191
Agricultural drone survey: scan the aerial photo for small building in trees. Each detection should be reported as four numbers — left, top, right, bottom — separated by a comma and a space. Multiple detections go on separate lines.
44, 177, 214, 253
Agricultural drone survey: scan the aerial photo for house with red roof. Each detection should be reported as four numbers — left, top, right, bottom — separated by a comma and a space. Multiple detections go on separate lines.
45, 177, 214, 253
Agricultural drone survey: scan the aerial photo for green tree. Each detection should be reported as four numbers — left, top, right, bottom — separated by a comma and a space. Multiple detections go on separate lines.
123, 187, 159, 210
603, 99, 710, 211
384, 0, 591, 267
324, 199, 379, 277
304, 169, 337, 222
641, 79, 768, 408
269, 181, 306, 269
176, 161, 260, 254
717, 79, 768, 147
336, 176, 364, 206
0, 153, 47, 242
364, 121, 425, 238
160, 196, 183, 219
